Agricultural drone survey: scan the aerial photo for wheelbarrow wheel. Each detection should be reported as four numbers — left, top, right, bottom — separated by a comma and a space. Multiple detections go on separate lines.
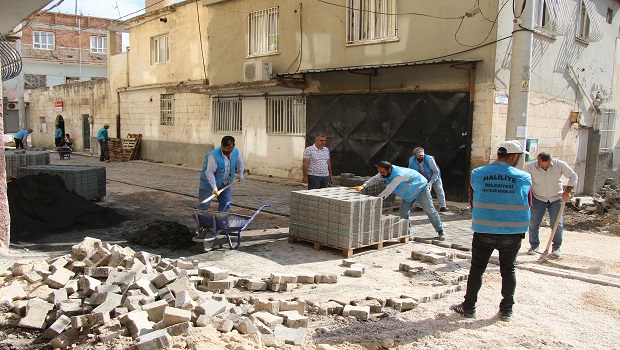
193, 228, 216, 251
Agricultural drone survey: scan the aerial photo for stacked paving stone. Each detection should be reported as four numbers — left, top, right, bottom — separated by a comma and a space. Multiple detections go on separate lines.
290, 187, 408, 249
4, 150, 50, 178
17, 164, 106, 200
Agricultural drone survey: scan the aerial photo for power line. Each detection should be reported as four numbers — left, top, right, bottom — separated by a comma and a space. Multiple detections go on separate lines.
317, 0, 465, 20
454, 0, 510, 48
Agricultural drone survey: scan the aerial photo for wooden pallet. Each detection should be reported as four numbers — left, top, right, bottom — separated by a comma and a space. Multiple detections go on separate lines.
288, 235, 410, 258
110, 133, 142, 161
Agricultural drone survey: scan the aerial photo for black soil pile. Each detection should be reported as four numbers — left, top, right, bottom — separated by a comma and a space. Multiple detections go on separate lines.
8, 174, 125, 241
129, 221, 195, 249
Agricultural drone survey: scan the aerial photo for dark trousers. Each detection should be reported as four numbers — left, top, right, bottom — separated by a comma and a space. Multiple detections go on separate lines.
15, 139, 24, 149
464, 232, 523, 312
307, 175, 329, 190
98, 139, 109, 161
55, 137, 63, 147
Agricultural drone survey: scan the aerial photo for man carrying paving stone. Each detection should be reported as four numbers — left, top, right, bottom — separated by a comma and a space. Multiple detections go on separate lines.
357, 161, 444, 240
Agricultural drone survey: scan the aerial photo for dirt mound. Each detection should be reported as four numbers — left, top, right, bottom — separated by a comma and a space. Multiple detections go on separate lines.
8, 174, 125, 241
129, 220, 195, 249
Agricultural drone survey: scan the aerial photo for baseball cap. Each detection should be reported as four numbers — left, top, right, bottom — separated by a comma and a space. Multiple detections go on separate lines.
413, 147, 424, 154
103, 123, 110, 127
498, 140, 527, 154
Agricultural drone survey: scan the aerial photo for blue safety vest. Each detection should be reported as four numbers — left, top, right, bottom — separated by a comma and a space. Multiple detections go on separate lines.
384, 165, 427, 203
471, 162, 532, 234
14, 129, 28, 140
199, 147, 239, 187
54, 128, 63, 138
96, 128, 108, 141
409, 154, 440, 183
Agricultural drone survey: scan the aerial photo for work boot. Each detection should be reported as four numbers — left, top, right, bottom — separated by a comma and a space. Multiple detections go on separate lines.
437, 231, 445, 241
499, 309, 513, 322
413, 207, 424, 212
439, 207, 449, 212
527, 246, 539, 255
551, 247, 562, 258
450, 303, 476, 318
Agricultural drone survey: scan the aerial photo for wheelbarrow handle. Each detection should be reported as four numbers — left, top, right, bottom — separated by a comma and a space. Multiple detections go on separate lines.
240, 204, 272, 231
199, 182, 234, 205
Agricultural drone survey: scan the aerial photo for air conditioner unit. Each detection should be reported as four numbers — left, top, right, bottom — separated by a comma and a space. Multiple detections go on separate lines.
6, 102, 18, 111
243, 60, 272, 82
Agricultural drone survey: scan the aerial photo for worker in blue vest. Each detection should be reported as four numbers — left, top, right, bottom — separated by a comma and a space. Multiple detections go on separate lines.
97, 124, 110, 162
451, 140, 532, 322
360, 161, 444, 240
14, 128, 33, 149
409, 147, 448, 212
199, 135, 245, 211
54, 124, 64, 147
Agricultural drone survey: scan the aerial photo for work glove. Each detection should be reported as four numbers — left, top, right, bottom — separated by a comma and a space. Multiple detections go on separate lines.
237, 175, 244, 182
213, 188, 221, 197
351, 185, 364, 191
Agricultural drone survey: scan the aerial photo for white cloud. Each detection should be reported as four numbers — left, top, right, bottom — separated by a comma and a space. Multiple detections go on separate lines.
45, 0, 145, 20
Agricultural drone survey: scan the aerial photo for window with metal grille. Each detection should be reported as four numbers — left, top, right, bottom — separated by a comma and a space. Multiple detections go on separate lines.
577, 1, 591, 40
160, 94, 174, 125
151, 34, 169, 64
39, 117, 47, 133
90, 36, 107, 54
599, 109, 616, 152
266, 96, 306, 135
346, 0, 397, 44
248, 7, 279, 57
212, 98, 242, 133
33, 31, 55, 50
24, 74, 46, 89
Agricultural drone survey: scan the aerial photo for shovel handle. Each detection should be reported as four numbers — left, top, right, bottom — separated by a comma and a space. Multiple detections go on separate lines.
199, 182, 234, 205
538, 200, 566, 262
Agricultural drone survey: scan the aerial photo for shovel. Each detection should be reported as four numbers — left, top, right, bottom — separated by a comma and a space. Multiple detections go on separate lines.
538, 200, 566, 263
197, 182, 234, 207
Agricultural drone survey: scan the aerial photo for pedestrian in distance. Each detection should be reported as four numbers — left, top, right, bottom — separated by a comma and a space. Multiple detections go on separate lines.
199, 135, 245, 211
14, 128, 33, 149
54, 124, 63, 147
409, 147, 448, 212
524, 152, 577, 258
64, 133, 75, 149
359, 161, 444, 240
97, 124, 110, 162
451, 140, 532, 322
302, 133, 332, 190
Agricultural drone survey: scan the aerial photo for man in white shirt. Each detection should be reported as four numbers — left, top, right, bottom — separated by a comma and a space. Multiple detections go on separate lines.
524, 152, 578, 258
302, 133, 332, 190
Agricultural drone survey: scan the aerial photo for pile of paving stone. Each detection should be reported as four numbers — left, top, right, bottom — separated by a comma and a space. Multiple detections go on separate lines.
0, 238, 469, 349
574, 178, 620, 215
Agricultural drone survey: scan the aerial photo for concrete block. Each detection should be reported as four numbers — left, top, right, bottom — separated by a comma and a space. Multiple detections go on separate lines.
50, 288, 69, 305
389, 298, 418, 312
199, 266, 228, 281
57, 299, 83, 316
174, 290, 192, 310
162, 307, 191, 327
251, 317, 274, 335
114, 307, 129, 317
296, 273, 316, 284
136, 329, 172, 350
195, 299, 228, 317
0, 281, 27, 300
85, 246, 111, 267
350, 263, 367, 273
342, 305, 370, 321
0, 296, 13, 313
107, 245, 127, 268
355, 299, 383, 313
254, 298, 279, 314
71, 312, 110, 328
78, 275, 101, 296
12, 299, 28, 316
274, 324, 306, 346
315, 273, 338, 283
41, 314, 71, 340
27, 284, 55, 301
130, 278, 158, 298
269, 282, 294, 292
11, 261, 34, 276
279, 300, 306, 315
120, 310, 153, 338
263, 333, 286, 348
23, 271, 43, 283
317, 301, 344, 316
252, 311, 284, 329
246, 280, 268, 291
140, 300, 168, 323
18, 298, 54, 329
123, 295, 144, 312
84, 266, 113, 278
176, 259, 194, 270
151, 270, 177, 289
270, 273, 297, 283
71, 237, 102, 261
90, 291, 121, 306
163, 321, 192, 336
278, 310, 309, 328
64, 279, 79, 295
166, 276, 193, 295
345, 268, 364, 277
45, 267, 75, 289
95, 284, 121, 294
92, 294, 123, 314
217, 319, 234, 333
206, 278, 235, 292
50, 327, 80, 349
234, 317, 258, 334
341, 259, 356, 267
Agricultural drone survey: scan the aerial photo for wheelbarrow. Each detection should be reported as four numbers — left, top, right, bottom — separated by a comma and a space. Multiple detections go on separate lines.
192, 202, 271, 251
57, 146, 72, 160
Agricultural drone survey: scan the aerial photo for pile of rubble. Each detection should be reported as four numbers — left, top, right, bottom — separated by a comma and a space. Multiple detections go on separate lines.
0, 238, 469, 349
573, 178, 620, 215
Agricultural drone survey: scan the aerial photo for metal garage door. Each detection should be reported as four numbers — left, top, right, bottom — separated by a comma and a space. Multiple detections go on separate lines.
306, 93, 473, 201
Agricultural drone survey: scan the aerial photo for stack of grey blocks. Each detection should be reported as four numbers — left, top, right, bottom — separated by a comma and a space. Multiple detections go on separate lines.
4, 150, 50, 178
290, 187, 408, 250
17, 165, 106, 200
335, 173, 396, 205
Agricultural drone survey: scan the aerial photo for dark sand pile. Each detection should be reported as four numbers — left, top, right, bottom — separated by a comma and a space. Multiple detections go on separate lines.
129, 221, 195, 249
8, 174, 125, 241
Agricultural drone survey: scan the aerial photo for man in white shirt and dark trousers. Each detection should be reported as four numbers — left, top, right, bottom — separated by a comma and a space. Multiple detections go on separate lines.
302, 133, 332, 190
524, 152, 578, 258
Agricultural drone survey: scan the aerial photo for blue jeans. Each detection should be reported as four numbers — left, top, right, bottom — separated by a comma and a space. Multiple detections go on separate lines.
463, 232, 523, 313
307, 175, 330, 190
415, 178, 447, 209
529, 197, 563, 249
400, 187, 443, 233
198, 183, 232, 211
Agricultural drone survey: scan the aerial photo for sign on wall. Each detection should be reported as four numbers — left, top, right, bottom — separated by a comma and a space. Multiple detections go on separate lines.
54, 101, 63, 112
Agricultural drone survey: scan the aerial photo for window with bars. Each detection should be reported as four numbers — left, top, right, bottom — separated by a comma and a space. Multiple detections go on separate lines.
39, 117, 47, 133
90, 36, 107, 54
266, 96, 306, 135
248, 7, 279, 57
33, 31, 55, 50
212, 98, 242, 133
151, 34, 169, 64
534, 0, 550, 28
577, 1, 591, 41
599, 109, 616, 152
346, 0, 397, 44
24, 74, 46, 89
160, 94, 174, 125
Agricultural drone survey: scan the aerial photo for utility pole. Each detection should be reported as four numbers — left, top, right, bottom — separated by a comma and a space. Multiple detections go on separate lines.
16, 39, 26, 130
506, 0, 535, 167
